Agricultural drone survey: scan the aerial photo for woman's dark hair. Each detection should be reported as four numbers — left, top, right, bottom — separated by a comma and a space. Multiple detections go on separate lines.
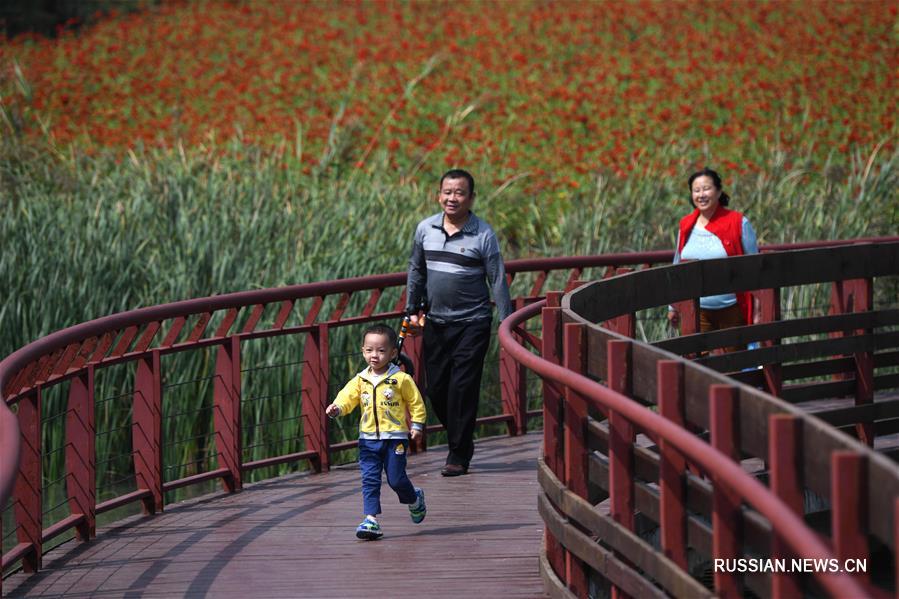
688, 167, 730, 207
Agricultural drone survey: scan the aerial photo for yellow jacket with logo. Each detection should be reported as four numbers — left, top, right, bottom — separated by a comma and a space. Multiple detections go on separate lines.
332, 363, 427, 440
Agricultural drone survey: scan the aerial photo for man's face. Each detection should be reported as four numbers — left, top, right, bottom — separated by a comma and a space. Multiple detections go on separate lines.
437, 177, 474, 219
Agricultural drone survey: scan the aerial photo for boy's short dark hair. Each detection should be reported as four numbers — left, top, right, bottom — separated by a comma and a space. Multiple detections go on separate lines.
362, 323, 398, 349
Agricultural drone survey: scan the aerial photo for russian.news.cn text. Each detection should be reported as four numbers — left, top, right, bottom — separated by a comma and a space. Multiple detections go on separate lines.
714, 558, 867, 574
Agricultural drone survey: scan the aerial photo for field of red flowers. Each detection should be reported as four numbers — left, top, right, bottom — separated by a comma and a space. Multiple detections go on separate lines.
1, 0, 896, 189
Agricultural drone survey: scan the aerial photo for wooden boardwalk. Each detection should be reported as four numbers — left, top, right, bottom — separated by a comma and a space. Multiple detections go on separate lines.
4, 433, 546, 598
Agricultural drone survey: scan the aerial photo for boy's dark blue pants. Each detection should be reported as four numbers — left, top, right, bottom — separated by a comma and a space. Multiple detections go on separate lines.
358, 438, 417, 516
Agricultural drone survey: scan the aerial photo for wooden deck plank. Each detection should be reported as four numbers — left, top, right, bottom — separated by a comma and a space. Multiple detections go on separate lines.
4, 433, 547, 598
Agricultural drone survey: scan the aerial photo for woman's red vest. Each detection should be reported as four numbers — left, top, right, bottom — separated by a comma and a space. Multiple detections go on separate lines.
677, 205, 752, 324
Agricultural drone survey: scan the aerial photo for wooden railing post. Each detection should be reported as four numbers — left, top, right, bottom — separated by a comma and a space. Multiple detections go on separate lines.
846, 278, 874, 446
607, 340, 635, 532
755, 288, 782, 396
607, 339, 635, 599
14, 387, 41, 572
403, 329, 427, 452
541, 292, 565, 580
673, 297, 700, 337
606, 268, 636, 338
831, 451, 869, 585
500, 297, 528, 436
562, 322, 589, 597
542, 292, 564, 476
214, 337, 242, 492
768, 414, 803, 598
657, 360, 687, 570
302, 324, 330, 473
710, 384, 742, 598
133, 350, 163, 514
66, 367, 96, 540
895, 498, 899, 594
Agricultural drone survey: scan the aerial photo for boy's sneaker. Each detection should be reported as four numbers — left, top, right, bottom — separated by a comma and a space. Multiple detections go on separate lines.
355, 516, 383, 540
408, 488, 426, 524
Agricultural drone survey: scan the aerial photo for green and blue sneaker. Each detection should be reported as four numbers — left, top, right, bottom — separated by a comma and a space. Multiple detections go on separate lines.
408, 488, 426, 524
355, 516, 383, 540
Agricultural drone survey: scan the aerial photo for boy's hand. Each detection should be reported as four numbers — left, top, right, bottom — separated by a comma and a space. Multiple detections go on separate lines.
325, 404, 340, 418
410, 429, 422, 442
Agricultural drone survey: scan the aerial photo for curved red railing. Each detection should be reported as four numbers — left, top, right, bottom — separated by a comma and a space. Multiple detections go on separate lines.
1, 236, 897, 594
499, 239, 899, 598
500, 302, 867, 598
0, 251, 681, 587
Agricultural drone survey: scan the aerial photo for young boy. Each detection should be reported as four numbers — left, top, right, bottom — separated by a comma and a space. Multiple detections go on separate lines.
325, 323, 427, 540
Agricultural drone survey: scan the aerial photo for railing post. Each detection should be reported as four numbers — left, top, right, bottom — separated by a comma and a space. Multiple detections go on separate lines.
755, 288, 782, 396
606, 268, 636, 337
847, 278, 874, 446
14, 387, 41, 572
768, 414, 803, 598
214, 337, 242, 492
66, 367, 96, 540
403, 328, 427, 452
657, 360, 687, 570
562, 321, 589, 597
710, 384, 742, 598
133, 350, 163, 514
895, 498, 899, 594
607, 340, 634, 531
542, 292, 564, 476
831, 451, 869, 584
673, 297, 700, 337
541, 292, 566, 580
500, 297, 528, 436
607, 339, 635, 599
302, 324, 330, 473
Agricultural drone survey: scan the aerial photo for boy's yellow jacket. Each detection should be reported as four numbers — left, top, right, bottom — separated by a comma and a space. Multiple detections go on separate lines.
332, 363, 427, 440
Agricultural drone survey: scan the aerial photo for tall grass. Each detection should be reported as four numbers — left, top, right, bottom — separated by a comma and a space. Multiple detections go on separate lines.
2, 137, 894, 357
1, 131, 896, 554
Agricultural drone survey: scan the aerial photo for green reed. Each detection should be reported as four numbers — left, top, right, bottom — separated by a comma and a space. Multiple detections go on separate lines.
1, 134, 896, 553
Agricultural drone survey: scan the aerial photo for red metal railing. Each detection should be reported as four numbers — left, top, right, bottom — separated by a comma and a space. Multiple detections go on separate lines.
1, 236, 896, 593
0, 252, 679, 590
499, 240, 899, 598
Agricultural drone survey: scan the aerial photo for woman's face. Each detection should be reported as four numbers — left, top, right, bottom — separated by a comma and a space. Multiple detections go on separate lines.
691, 175, 722, 214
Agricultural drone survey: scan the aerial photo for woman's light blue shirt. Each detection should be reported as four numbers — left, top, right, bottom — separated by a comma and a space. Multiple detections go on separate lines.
673, 217, 758, 310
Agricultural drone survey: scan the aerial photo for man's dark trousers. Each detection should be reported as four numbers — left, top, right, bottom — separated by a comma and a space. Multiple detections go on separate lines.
423, 318, 492, 468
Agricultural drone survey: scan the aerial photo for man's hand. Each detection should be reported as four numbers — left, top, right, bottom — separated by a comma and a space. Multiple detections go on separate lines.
407, 311, 426, 334
325, 404, 340, 418
410, 429, 422, 442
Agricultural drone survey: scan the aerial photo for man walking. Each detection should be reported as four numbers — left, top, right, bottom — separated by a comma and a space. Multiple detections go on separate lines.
406, 169, 513, 476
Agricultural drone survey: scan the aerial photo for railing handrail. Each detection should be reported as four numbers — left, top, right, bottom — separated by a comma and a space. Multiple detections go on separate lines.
499, 302, 869, 598
3, 236, 890, 404
2, 235, 893, 395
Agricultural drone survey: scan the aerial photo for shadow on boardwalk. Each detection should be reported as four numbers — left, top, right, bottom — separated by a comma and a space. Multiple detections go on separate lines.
4, 433, 546, 598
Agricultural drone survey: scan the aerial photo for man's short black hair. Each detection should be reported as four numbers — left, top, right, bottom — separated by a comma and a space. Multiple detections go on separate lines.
362, 323, 398, 349
439, 168, 475, 197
